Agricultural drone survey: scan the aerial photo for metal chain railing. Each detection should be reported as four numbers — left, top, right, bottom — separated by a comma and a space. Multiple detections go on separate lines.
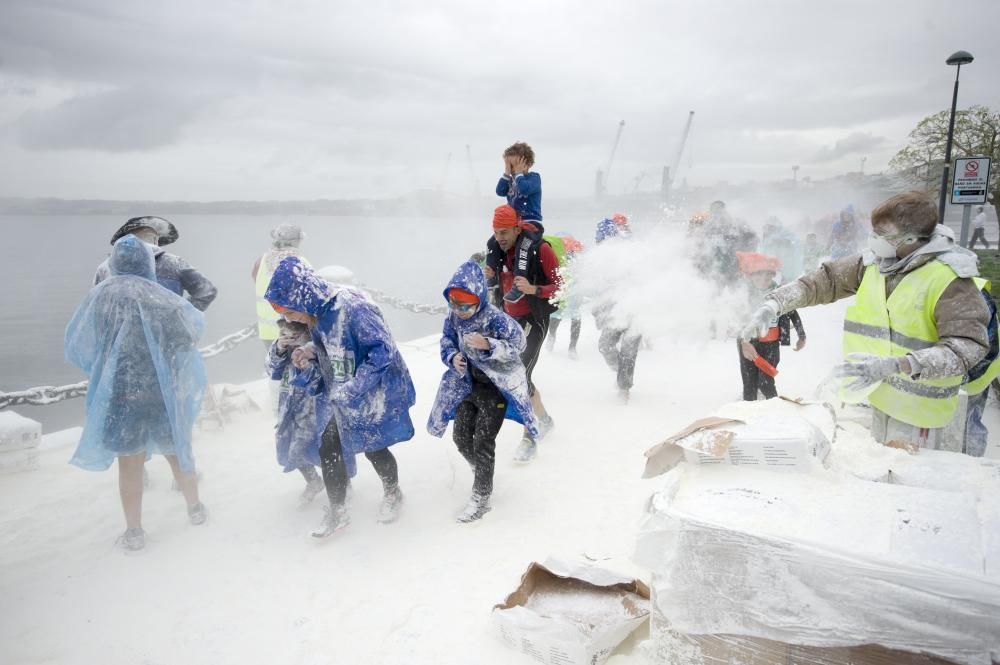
1, 286, 447, 410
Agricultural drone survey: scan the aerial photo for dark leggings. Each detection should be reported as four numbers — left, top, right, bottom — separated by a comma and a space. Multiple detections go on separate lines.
319, 418, 398, 508
517, 314, 549, 395
548, 316, 581, 351
453, 385, 507, 497
737, 339, 780, 400
598, 328, 642, 390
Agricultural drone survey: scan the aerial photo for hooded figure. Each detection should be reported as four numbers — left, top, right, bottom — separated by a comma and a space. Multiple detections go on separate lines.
94, 217, 217, 311
66, 236, 206, 473
427, 260, 539, 438
264, 257, 415, 471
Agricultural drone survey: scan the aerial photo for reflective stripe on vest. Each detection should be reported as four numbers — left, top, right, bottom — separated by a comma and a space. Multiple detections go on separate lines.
842, 261, 963, 428
964, 277, 1000, 395
256, 255, 280, 340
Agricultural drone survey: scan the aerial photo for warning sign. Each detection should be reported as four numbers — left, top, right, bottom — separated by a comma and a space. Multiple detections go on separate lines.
951, 157, 992, 205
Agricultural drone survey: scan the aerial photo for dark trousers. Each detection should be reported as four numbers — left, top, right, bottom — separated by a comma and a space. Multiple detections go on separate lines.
319, 418, 398, 508
598, 328, 642, 390
517, 313, 549, 395
738, 339, 780, 400
453, 384, 507, 497
969, 228, 989, 249
548, 316, 581, 351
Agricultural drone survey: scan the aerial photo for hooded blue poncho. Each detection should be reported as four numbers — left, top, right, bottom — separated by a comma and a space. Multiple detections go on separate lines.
264, 256, 415, 456
65, 236, 206, 472
427, 260, 540, 438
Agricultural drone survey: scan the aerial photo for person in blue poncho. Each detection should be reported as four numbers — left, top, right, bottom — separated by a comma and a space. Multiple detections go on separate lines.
265, 318, 329, 506
65, 235, 208, 552
265, 256, 416, 539
427, 260, 539, 522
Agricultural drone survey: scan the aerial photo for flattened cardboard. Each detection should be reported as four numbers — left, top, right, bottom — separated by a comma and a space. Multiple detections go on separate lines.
493, 560, 650, 665
642, 418, 742, 479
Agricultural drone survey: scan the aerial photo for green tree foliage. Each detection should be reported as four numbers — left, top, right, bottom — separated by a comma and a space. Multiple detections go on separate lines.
889, 105, 999, 204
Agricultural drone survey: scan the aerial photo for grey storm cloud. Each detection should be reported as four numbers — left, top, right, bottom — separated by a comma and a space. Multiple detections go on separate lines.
812, 132, 890, 163
14, 87, 210, 152
0, 0, 998, 199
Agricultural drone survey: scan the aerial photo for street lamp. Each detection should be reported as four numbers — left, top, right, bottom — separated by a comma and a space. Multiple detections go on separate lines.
938, 50, 974, 223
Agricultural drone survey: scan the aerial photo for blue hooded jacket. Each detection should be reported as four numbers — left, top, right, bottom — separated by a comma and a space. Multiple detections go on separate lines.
264, 256, 415, 456
427, 260, 540, 438
496, 172, 543, 223
65, 236, 206, 472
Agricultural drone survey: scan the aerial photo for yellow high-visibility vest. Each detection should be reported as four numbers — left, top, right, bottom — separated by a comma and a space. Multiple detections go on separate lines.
256, 253, 310, 341
963, 278, 1000, 395
842, 260, 964, 428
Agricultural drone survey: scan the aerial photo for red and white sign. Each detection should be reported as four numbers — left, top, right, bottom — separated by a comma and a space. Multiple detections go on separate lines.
952, 157, 991, 205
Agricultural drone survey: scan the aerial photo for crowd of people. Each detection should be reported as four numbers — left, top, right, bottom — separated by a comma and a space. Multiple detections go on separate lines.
64, 142, 1000, 552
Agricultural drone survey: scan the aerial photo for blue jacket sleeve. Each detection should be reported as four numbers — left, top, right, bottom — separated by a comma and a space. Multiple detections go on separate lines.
481, 310, 525, 362
440, 315, 461, 367
513, 172, 541, 197
176, 257, 218, 312
265, 343, 290, 380
333, 300, 394, 404
496, 176, 512, 197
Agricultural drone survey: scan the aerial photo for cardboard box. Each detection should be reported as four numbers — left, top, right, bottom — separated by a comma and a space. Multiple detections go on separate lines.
650, 616, 961, 665
0, 410, 42, 453
0, 447, 40, 474
643, 412, 830, 478
493, 559, 650, 665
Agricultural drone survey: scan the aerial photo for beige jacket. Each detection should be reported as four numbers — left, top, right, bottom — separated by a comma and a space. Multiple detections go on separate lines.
768, 254, 990, 380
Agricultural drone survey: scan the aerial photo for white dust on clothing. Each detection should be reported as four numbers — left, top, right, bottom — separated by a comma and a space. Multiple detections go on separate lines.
1, 294, 997, 664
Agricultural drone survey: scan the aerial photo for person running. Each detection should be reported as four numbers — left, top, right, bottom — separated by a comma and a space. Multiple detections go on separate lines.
427, 260, 540, 522
482, 204, 558, 462
486, 142, 544, 304
94, 216, 217, 311
545, 233, 585, 358
742, 192, 990, 450
735, 252, 806, 401
264, 256, 416, 538
66, 236, 208, 552
266, 318, 327, 506
969, 206, 989, 249
593, 215, 643, 402
253, 224, 308, 349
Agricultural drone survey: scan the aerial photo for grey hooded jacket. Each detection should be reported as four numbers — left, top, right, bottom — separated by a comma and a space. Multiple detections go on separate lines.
94, 246, 217, 312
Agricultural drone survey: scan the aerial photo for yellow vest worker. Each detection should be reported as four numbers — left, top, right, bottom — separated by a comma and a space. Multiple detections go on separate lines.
254, 224, 308, 343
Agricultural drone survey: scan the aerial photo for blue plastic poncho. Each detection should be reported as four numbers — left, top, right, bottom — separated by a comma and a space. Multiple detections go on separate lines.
65, 236, 206, 472
265, 341, 349, 475
264, 256, 415, 457
427, 260, 539, 438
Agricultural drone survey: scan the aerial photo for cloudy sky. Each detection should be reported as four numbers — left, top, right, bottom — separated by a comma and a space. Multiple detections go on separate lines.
1, 0, 998, 200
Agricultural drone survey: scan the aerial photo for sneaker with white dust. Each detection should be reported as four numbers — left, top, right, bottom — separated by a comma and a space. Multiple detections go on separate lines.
376, 487, 404, 524
568, 348, 578, 360
117, 527, 145, 551
618, 387, 630, 404
538, 415, 555, 436
503, 286, 524, 303
456, 494, 492, 523
312, 504, 350, 539
187, 502, 208, 526
299, 478, 325, 507
512, 436, 537, 463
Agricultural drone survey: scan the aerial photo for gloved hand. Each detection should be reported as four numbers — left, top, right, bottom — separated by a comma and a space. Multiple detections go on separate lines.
833, 353, 902, 391
740, 300, 779, 341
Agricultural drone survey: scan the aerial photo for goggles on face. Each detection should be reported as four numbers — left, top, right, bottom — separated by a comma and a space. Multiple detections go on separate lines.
448, 299, 477, 313
870, 231, 925, 248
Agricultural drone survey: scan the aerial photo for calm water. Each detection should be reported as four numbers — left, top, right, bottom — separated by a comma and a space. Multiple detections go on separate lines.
0, 213, 598, 432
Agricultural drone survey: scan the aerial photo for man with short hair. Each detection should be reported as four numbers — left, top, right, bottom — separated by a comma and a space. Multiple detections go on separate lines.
742, 191, 990, 450
94, 216, 217, 312
253, 223, 307, 348
482, 204, 557, 462
969, 205, 989, 249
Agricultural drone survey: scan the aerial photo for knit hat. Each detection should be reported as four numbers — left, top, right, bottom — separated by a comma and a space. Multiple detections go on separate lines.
736, 251, 781, 275
492, 205, 519, 229
271, 223, 304, 249
447, 287, 480, 305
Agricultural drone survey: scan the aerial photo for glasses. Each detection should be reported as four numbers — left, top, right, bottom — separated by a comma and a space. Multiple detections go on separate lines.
448, 299, 477, 313
870, 231, 921, 248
